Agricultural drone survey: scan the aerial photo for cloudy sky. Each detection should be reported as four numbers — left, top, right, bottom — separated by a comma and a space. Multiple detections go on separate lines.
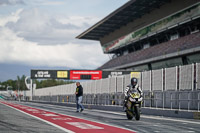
0, 0, 128, 81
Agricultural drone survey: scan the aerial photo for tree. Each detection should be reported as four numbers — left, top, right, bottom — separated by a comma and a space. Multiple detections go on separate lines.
34, 79, 74, 89
0, 75, 74, 90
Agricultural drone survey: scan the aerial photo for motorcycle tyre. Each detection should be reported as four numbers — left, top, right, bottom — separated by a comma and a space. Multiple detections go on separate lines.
126, 111, 133, 120
135, 106, 140, 121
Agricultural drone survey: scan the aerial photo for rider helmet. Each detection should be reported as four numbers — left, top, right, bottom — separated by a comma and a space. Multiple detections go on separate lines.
131, 77, 138, 87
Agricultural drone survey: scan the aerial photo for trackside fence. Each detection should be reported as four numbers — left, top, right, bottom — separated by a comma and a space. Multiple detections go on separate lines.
22, 63, 200, 111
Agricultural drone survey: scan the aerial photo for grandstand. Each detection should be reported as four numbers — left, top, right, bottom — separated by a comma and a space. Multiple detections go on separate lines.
77, 0, 200, 71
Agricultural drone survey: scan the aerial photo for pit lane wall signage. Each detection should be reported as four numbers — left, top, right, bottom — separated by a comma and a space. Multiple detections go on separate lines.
31, 70, 139, 80
102, 71, 132, 78
31, 70, 69, 79
31, 70, 102, 80
70, 70, 102, 80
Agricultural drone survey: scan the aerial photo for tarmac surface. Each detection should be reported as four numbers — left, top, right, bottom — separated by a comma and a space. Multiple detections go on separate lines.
0, 101, 63, 133
1, 100, 200, 133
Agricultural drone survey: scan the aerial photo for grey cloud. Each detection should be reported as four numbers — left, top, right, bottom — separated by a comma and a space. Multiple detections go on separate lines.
49, 18, 80, 30
6, 9, 93, 45
0, 0, 24, 6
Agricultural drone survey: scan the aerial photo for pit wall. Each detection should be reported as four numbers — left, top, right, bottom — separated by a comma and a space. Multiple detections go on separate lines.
23, 63, 200, 111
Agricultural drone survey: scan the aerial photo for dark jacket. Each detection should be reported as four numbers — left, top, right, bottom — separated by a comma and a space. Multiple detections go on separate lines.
76, 85, 83, 97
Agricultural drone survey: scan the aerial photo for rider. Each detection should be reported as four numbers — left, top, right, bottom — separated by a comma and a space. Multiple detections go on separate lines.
123, 77, 143, 111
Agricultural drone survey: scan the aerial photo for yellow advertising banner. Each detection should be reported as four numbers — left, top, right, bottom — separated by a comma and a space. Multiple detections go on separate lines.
130, 72, 141, 79
57, 71, 68, 78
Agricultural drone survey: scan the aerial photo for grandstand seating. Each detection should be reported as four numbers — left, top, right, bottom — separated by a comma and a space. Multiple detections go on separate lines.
99, 32, 200, 69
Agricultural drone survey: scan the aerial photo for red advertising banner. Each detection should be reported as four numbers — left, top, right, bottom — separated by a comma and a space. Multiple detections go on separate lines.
70, 70, 102, 80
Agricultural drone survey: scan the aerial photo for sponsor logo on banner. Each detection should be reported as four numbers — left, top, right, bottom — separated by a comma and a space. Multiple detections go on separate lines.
131, 72, 141, 79
57, 71, 68, 78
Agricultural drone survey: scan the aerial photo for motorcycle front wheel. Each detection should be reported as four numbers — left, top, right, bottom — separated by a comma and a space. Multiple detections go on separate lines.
135, 106, 140, 120
126, 111, 133, 120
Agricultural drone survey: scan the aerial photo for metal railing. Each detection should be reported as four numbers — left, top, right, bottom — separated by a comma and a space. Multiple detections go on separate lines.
143, 91, 200, 111
22, 63, 200, 112
30, 90, 200, 112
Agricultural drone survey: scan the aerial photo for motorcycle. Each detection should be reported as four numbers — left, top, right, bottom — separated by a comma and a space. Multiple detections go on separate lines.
125, 90, 142, 120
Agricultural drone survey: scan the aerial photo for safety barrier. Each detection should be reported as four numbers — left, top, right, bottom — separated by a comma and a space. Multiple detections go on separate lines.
197, 63, 200, 90
23, 63, 200, 111
179, 64, 194, 90
142, 71, 151, 91
152, 69, 163, 91
165, 66, 177, 91
31, 90, 200, 111
144, 91, 200, 111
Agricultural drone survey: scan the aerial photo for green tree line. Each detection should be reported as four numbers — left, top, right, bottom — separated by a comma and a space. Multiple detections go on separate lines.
35, 79, 74, 89
0, 75, 74, 91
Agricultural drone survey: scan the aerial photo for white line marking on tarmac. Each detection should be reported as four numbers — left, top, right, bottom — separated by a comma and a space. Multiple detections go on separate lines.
66, 122, 104, 129
41, 113, 59, 117
85, 109, 200, 125
52, 118, 72, 120
13, 102, 137, 133
26, 109, 39, 111
20, 102, 200, 125
0, 102, 75, 133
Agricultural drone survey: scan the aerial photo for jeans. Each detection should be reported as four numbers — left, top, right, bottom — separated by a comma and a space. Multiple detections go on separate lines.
76, 96, 84, 111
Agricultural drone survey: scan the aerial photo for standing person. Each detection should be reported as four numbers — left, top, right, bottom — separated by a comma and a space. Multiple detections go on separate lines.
75, 82, 84, 112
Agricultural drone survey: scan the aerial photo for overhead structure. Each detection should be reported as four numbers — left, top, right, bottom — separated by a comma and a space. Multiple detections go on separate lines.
77, 0, 200, 71
77, 0, 171, 41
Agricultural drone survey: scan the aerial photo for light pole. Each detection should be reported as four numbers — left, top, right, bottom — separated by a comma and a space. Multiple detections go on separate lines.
6, 86, 13, 97
17, 81, 20, 102
25, 76, 33, 101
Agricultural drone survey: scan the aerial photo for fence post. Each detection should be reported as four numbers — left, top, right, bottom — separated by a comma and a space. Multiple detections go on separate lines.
188, 92, 190, 111
155, 93, 157, 108
198, 92, 200, 112
176, 66, 178, 90
165, 68, 167, 91
196, 63, 198, 90
192, 64, 194, 91
122, 76, 124, 93
162, 69, 163, 91
170, 92, 173, 110
163, 91, 165, 110
150, 71, 152, 108
179, 92, 181, 110
95, 80, 97, 95
108, 78, 111, 105
115, 77, 117, 93
143, 93, 145, 107
179, 65, 181, 90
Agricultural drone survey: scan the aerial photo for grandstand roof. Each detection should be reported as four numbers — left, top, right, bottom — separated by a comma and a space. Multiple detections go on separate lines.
77, 0, 171, 41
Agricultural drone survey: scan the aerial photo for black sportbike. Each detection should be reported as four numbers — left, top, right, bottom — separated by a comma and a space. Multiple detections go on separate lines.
125, 90, 142, 120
